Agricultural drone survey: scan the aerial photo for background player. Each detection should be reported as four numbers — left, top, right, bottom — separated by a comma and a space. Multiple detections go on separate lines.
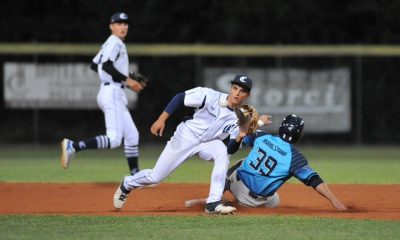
225, 114, 348, 211
113, 75, 270, 214
60, 12, 147, 175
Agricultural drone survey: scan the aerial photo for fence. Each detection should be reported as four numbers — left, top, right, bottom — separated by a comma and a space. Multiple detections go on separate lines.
1, 44, 399, 144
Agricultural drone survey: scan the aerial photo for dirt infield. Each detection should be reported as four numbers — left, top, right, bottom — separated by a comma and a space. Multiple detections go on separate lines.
1, 183, 399, 220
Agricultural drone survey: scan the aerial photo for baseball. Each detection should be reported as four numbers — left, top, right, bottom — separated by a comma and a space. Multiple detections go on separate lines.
219, 99, 228, 107
258, 119, 264, 127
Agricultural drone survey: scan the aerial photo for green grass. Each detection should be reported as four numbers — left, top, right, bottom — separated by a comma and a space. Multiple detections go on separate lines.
0, 215, 399, 240
1, 145, 399, 240
0, 145, 399, 183
0, 144, 215, 183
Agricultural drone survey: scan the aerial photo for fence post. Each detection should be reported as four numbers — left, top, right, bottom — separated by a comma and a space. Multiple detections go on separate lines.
355, 54, 363, 145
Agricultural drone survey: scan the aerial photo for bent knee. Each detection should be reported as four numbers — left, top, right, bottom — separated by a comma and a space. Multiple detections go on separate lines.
147, 174, 163, 184
109, 137, 123, 149
264, 193, 280, 208
212, 147, 229, 162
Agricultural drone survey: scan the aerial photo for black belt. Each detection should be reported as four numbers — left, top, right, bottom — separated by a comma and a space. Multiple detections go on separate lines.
103, 82, 125, 89
236, 172, 268, 200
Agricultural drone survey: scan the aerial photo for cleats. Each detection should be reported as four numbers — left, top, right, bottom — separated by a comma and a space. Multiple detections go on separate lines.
60, 138, 76, 169
113, 177, 131, 210
205, 201, 236, 215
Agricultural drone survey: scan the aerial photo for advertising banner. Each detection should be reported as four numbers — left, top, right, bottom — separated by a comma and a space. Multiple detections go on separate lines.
4, 62, 138, 109
204, 67, 351, 133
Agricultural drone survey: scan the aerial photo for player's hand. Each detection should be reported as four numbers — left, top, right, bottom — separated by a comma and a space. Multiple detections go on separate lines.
331, 199, 348, 212
151, 118, 166, 137
259, 114, 272, 126
126, 78, 144, 93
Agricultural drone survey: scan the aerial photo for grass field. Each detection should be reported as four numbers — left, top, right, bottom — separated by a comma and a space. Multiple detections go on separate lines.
0, 215, 399, 240
1, 144, 399, 240
0, 144, 399, 183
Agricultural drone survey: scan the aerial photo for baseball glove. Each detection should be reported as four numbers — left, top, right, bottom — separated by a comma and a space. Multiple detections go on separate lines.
235, 104, 260, 135
129, 72, 148, 88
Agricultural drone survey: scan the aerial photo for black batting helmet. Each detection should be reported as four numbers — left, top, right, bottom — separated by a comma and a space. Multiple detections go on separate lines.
278, 114, 304, 144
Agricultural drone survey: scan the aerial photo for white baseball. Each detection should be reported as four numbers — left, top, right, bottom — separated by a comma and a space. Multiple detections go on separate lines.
258, 119, 264, 127
219, 99, 228, 107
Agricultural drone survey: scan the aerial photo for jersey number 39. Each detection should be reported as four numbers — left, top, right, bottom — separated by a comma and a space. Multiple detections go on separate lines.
249, 148, 277, 176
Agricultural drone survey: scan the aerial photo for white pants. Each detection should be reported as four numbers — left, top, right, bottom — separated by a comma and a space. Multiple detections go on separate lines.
97, 83, 139, 149
228, 171, 280, 208
124, 123, 230, 203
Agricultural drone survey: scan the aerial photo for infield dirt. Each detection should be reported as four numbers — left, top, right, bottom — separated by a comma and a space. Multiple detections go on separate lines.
1, 183, 399, 220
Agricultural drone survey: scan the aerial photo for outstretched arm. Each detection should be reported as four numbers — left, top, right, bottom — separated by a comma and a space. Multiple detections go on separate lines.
291, 149, 347, 212
314, 182, 347, 212
150, 92, 185, 137
151, 111, 170, 137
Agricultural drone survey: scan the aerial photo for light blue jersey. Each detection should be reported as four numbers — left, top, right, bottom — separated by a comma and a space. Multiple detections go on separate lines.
237, 134, 318, 197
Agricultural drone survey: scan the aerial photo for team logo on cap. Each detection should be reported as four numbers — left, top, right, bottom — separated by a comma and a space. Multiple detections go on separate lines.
120, 13, 128, 19
239, 76, 247, 82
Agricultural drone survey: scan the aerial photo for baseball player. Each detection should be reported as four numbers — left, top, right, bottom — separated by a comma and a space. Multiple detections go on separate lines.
60, 12, 147, 175
225, 114, 348, 211
113, 75, 270, 214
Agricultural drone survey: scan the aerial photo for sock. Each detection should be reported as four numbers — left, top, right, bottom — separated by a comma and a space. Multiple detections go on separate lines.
72, 135, 110, 152
205, 200, 222, 211
126, 157, 139, 175
125, 145, 139, 175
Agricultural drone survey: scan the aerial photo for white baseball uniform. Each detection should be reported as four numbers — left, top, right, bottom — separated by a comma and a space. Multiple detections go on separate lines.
123, 87, 239, 203
92, 34, 139, 155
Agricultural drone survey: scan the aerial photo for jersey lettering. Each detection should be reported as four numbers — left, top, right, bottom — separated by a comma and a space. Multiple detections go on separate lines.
249, 147, 277, 176
262, 138, 287, 156
223, 124, 236, 134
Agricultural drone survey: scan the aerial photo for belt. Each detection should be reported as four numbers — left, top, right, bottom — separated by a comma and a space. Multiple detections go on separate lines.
236, 172, 268, 201
103, 82, 125, 89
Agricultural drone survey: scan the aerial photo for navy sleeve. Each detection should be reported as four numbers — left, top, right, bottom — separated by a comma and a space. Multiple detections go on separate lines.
102, 60, 127, 82
289, 146, 308, 174
164, 92, 185, 115
290, 146, 320, 185
227, 139, 241, 154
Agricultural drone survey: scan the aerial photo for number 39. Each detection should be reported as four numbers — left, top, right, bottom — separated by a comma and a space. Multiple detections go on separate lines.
249, 148, 277, 176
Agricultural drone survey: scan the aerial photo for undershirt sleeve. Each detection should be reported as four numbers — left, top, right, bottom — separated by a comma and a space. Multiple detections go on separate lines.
102, 60, 127, 82
164, 92, 185, 115
227, 139, 241, 154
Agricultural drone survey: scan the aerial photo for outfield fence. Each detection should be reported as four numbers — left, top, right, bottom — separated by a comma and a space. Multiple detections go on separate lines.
1, 44, 399, 144
2, 43, 400, 56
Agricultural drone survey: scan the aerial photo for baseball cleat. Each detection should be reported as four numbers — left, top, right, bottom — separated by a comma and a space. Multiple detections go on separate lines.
205, 201, 237, 215
113, 177, 131, 210
60, 138, 76, 169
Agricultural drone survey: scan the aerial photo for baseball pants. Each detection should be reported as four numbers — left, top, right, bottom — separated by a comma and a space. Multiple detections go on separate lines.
97, 82, 139, 149
123, 123, 230, 203
227, 170, 280, 208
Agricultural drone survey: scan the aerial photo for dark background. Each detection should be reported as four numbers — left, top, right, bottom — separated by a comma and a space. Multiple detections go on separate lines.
0, 0, 399, 145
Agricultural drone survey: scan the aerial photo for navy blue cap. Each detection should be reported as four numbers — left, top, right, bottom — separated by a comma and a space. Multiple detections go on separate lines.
110, 12, 129, 24
230, 75, 252, 92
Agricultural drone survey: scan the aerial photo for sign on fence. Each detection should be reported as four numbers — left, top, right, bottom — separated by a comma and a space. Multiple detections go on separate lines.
204, 67, 351, 133
4, 62, 139, 109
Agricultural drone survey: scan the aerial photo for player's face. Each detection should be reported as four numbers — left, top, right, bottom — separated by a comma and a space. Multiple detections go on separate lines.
110, 22, 129, 40
228, 84, 250, 107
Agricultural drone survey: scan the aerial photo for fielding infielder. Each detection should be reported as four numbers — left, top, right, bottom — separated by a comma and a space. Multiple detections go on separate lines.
225, 114, 348, 211
114, 75, 270, 214
60, 12, 146, 175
